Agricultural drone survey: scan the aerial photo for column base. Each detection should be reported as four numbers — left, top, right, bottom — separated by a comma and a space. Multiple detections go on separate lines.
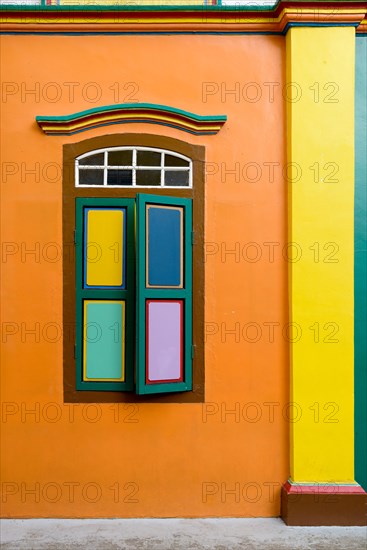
281, 480, 367, 526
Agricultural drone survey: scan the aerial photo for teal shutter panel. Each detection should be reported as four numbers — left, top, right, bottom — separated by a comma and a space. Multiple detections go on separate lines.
75, 197, 135, 391
136, 194, 193, 395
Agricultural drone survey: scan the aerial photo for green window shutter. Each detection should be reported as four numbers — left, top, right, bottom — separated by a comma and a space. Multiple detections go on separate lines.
135, 194, 193, 395
75, 197, 135, 391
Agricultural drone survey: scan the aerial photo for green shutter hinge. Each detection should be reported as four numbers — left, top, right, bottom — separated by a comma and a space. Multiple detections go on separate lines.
191, 231, 195, 245
74, 230, 77, 245
191, 345, 195, 359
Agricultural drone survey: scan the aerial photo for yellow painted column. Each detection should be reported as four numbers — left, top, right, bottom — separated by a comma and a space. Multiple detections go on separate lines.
286, 27, 355, 483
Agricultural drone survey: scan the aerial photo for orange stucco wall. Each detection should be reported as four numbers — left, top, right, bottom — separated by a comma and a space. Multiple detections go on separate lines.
0, 34, 288, 517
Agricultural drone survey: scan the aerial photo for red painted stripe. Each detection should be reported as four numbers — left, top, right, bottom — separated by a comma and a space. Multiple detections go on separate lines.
145, 299, 184, 385
283, 482, 366, 494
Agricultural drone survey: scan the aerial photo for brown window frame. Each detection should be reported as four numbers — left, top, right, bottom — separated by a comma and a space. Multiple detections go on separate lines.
63, 133, 205, 403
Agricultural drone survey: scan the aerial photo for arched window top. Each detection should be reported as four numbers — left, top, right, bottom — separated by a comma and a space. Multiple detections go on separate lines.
76, 146, 192, 188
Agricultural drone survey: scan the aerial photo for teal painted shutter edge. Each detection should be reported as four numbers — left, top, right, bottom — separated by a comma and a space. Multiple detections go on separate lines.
136, 193, 193, 395
355, 36, 367, 491
75, 197, 135, 391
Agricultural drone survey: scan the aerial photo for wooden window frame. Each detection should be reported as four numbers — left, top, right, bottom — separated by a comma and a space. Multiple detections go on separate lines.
63, 133, 205, 403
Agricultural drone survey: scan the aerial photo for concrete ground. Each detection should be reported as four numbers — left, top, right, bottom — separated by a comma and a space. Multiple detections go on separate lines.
1, 519, 366, 550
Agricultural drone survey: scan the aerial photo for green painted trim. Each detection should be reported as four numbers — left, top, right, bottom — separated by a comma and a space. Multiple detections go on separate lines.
355, 35, 367, 492
36, 103, 227, 124
0, 4, 277, 13
36, 103, 226, 136
136, 194, 193, 395
4, 0, 366, 12
75, 197, 135, 392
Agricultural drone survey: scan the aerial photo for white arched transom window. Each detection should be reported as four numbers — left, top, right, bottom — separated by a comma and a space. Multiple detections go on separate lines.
76, 146, 193, 188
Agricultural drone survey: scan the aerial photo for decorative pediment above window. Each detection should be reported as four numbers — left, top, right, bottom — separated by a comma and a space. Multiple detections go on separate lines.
36, 103, 227, 136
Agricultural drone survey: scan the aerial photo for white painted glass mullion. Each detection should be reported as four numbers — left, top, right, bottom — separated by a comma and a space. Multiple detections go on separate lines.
75, 160, 79, 186
132, 148, 137, 186
135, 166, 163, 170
103, 151, 108, 186
161, 152, 165, 186
107, 166, 134, 170
162, 167, 190, 171
77, 166, 105, 170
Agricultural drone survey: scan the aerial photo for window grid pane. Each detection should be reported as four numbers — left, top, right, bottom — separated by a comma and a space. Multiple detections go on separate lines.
76, 147, 192, 188
104, 151, 108, 186
79, 153, 104, 166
